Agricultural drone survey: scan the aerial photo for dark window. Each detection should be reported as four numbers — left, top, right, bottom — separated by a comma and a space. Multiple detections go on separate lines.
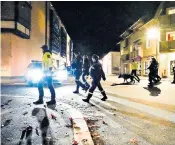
1, 1, 31, 39
50, 10, 61, 54
61, 27, 67, 57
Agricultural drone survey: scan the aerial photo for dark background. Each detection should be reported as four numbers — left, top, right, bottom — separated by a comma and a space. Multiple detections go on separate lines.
52, 1, 160, 58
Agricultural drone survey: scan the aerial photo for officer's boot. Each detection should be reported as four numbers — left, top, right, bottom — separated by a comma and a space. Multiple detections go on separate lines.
47, 86, 56, 105
33, 98, 44, 105
34, 84, 44, 104
82, 93, 92, 103
101, 91, 108, 101
46, 99, 56, 105
73, 81, 79, 94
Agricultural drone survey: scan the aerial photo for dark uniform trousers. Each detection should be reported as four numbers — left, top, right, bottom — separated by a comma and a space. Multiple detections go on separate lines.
131, 70, 140, 82
75, 70, 86, 91
82, 70, 90, 87
148, 71, 155, 86
87, 78, 106, 99
38, 76, 55, 100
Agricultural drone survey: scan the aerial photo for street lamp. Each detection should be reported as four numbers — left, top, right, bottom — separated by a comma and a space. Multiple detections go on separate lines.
146, 27, 160, 60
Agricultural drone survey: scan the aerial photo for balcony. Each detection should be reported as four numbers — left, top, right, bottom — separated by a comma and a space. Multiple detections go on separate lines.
159, 14, 175, 27
160, 40, 175, 52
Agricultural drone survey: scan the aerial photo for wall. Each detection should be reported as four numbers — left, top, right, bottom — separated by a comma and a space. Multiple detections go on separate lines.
102, 52, 120, 75
1, 2, 45, 76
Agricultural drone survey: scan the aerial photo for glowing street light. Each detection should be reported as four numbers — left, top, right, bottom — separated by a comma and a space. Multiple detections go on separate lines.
147, 28, 160, 39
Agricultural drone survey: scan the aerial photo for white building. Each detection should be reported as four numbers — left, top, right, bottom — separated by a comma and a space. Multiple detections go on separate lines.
102, 51, 120, 75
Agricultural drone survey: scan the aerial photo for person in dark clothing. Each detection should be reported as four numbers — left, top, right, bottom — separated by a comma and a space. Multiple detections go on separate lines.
147, 57, 159, 87
71, 52, 88, 94
153, 61, 161, 83
82, 55, 90, 88
33, 45, 56, 105
171, 62, 175, 84
82, 54, 107, 103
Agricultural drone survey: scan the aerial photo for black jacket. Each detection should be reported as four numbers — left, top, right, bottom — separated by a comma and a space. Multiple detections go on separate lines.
71, 55, 82, 71
148, 61, 158, 73
83, 58, 90, 71
89, 62, 106, 80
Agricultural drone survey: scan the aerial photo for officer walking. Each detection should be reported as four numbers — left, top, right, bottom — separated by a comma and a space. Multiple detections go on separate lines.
131, 59, 140, 82
71, 52, 88, 94
82, 55, 90, 89
82, 54, 107, 103
147, 57, 158, 88
33, 45, 56, 105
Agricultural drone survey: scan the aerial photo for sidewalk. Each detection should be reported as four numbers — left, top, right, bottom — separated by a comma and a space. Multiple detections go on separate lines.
100, 75, 175, 111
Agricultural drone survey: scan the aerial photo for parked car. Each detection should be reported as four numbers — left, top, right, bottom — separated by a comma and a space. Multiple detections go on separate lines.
25, 60, 68, 86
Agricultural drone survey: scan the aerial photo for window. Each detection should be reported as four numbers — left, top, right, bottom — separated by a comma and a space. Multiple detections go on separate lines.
146, 39, 151, 48
170, 60, 175, 75
1, 2, 31, 39
168, 7, 175, 15
166, 31, 175, 41
144, 61, 150, 75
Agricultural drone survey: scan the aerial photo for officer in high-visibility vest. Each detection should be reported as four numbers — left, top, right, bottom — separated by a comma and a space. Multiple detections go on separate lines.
131, 59, 140, 82
33, 45, 56, 105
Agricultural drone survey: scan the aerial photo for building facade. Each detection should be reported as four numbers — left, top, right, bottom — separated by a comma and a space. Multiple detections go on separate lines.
102, 51, 120, 75
119, 2, 175, 78
1, 1, 73, 77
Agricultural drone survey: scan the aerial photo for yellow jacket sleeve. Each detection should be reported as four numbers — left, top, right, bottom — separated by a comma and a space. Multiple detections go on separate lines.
42, 52, 53, 71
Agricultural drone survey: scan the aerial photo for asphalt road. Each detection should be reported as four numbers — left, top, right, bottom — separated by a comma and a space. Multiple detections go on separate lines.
1, 84, 175, 145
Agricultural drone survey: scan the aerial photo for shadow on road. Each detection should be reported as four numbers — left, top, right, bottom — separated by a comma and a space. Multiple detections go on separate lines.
111, 82, 133, 86
32, 108, 52, 145
143, 87, 161, 96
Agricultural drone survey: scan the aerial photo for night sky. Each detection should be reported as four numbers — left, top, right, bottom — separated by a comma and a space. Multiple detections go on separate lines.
52, 1, 160, 58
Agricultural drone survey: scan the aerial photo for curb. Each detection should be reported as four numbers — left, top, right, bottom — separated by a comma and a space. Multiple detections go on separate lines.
68, 109, 94, 145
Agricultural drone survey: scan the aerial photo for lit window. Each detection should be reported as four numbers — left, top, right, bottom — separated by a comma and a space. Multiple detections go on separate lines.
168, 8, 175, 15
166, 31, 175, 41
146, 39, 151, 48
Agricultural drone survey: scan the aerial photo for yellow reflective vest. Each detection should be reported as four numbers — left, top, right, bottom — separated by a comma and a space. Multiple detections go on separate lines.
131, 62, 138, 70
42, 51, 53, 71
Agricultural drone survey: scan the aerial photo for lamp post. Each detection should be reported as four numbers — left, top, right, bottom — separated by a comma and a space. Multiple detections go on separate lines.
146, 28, 160, 60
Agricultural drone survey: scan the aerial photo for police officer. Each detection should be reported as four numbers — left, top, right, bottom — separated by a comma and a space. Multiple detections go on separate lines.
147, 57, 158, 87
82, 54, 107, 103
171, 61, 175, 84
82, 55, 90, 88
71, 52, 88, 94
33, 45, 56, 105
131, 59, 140, 82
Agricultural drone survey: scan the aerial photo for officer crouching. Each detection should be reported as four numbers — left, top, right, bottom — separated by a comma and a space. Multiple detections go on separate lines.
33, 45, 56, 105
82, 54, 107, 103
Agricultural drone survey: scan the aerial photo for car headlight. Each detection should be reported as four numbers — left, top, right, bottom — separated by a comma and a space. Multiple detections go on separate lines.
28, 69, 43, 82
56, 70, 68, 81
